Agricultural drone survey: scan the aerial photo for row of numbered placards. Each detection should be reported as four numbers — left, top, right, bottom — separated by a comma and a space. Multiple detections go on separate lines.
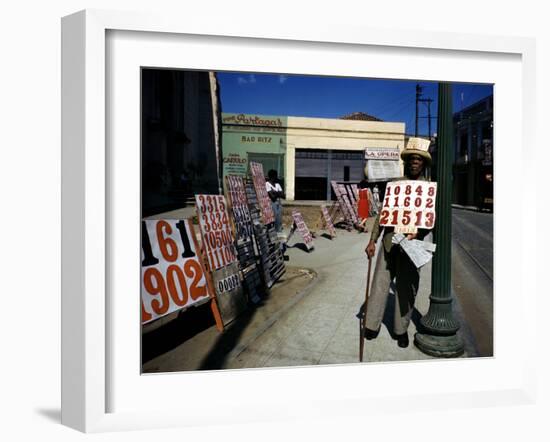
142, 194, 242, 326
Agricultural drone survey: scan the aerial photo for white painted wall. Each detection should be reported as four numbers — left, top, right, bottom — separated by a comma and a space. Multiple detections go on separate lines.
285, 116, 405, 199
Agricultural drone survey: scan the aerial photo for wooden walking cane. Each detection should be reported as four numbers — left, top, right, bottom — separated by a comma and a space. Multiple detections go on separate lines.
359, 254, 373, 362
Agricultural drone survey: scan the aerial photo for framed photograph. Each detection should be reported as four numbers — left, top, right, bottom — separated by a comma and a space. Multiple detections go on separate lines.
62, 9, 536, 433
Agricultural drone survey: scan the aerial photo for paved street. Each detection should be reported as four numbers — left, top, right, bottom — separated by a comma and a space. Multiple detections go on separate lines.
451, 208, 494, 357
452, 208, 493, 279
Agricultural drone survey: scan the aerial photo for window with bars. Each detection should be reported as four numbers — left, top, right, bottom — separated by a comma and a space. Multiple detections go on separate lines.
295, 150, 363, 160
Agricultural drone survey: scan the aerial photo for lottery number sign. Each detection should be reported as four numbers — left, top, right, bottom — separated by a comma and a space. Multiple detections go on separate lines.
211, 261, 246, 325
216, 272, 240, 294
291, 209, 314, 250
226, 175, 254, 242
195, 194, 238, 271
321, 205, 336, 238
141, 219, 210, 324
249, 162, 276, 225
379, 180, 437, 234
331, 181, 358, 224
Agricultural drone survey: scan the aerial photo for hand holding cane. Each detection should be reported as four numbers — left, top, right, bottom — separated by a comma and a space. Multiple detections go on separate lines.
359, 252, 373, 362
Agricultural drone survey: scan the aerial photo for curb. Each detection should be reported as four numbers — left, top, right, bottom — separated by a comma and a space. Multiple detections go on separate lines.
451, 204, 492, 213
225, 267, 321, 361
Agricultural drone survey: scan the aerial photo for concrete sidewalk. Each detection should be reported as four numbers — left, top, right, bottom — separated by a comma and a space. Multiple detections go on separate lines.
226, 222, 446, 369
229, 217, 478, 368
142, 265, 318, 373
143, 218, 474, 373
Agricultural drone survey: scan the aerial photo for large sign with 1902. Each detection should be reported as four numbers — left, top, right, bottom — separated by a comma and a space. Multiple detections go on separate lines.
141, 219, 211, 324
379, 180, 437, 234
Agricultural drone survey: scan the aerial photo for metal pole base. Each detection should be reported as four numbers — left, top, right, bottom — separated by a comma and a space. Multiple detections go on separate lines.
414, 332, 464, 358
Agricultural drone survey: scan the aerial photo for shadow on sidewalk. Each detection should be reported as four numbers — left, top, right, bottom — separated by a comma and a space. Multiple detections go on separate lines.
142, 303, 215, 364
287, 242, 311, 253
142, 266, 317, 372
199, 268, 317, 370
142, 296, 264, 370
198, 307, 257, 370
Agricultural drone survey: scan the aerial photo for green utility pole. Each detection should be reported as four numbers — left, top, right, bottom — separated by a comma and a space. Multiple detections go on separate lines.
414, 83, 464, 357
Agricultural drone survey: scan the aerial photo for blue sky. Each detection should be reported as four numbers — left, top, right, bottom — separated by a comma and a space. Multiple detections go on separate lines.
216, 72, 493, 137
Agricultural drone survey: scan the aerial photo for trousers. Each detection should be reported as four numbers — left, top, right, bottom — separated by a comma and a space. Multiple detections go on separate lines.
271, 200, 283, 232
365, 243, 420, 336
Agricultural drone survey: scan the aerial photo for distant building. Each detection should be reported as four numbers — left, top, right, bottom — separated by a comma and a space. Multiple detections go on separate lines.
221, 113, 406, 200
340, 111, 383, 122
141, 69, 221, 217
452, 95, 493, 209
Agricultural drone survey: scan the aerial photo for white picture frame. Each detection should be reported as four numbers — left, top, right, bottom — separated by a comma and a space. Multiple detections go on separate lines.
61, 9, 537, 433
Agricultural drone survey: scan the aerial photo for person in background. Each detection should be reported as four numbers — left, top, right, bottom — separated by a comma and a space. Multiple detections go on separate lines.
357, 176, 370, 233
372, 185, 380, 211
266, 169, 285, 233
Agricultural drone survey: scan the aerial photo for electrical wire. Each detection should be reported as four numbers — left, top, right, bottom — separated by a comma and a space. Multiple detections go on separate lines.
374, 93, 413, 117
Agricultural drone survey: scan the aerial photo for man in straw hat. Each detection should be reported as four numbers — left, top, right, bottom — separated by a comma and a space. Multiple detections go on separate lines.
363, 137, 432, 348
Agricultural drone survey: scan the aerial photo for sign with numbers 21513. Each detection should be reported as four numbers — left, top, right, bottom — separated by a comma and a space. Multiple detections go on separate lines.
379, 180, 437, 234
141, 219, 211, 324
195, 194, 238, 271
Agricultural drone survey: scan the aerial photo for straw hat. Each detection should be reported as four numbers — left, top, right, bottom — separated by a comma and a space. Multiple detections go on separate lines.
401, 137, 432, 165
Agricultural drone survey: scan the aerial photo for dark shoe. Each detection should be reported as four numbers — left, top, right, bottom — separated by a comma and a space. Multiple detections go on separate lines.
364, 328, 380, 340
396, 333, 409, 348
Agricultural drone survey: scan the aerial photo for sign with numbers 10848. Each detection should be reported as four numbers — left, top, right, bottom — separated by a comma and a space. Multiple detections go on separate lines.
379, 180, 437, 234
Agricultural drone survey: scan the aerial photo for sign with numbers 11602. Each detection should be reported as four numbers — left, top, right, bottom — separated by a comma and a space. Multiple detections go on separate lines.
379, 180, 437, 234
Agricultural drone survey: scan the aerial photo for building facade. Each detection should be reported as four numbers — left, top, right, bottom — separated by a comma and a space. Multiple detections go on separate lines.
452, 95, 493, 209
142, 69, 221, 217
222, 113, 406, 200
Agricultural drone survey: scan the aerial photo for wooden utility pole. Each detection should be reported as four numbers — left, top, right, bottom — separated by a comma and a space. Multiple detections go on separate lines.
416, 83, 435, 138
